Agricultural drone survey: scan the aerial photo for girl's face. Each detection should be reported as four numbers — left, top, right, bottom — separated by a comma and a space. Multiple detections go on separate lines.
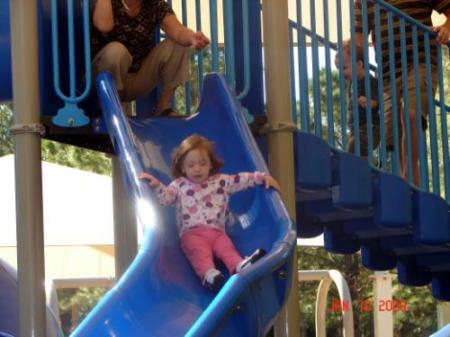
181, 148, 212, 184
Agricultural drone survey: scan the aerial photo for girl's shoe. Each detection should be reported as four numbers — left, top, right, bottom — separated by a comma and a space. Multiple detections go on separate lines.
236, 249, 266, 272
202, 269, 225, 292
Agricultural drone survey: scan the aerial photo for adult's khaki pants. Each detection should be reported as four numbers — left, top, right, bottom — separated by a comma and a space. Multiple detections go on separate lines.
92, 39, 190, 102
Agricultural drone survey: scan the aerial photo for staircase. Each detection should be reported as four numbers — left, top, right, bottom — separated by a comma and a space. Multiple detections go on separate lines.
292, 0, 450, 301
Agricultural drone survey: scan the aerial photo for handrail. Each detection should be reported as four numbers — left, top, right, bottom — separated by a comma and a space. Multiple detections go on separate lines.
288, 21, 450, 114
298, 270, 355, 337
51, 0, 90, 127
291, 0, 450, 200
236, 0, 251, 100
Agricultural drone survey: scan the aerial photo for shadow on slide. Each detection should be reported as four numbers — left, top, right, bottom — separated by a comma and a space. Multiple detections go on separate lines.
70, 73, 296, 337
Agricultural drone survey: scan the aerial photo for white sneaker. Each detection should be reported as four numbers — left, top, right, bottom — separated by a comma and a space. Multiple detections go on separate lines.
202, 269, 225, 292
236, 249, 266, 272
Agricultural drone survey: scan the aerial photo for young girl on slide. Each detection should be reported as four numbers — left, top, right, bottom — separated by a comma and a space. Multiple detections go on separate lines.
139, 134, 280, 291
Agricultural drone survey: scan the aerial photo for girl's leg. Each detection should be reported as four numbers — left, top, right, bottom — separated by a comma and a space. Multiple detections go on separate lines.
212, 232, 243, 274
180, 229, 216, 280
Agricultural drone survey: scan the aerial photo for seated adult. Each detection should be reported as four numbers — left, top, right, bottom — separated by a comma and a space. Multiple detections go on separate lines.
91, 0, 210, 116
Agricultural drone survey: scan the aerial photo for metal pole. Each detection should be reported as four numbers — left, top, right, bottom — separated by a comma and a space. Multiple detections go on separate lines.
10, 0, 47, 336
112, 156, 138, 278
437, 303, 450, 328
261, 1, 300, 336
373, 272, 393, 337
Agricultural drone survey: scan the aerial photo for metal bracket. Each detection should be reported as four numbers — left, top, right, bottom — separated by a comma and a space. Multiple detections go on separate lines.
10, 123, 46, 136
259, 121, 297, 135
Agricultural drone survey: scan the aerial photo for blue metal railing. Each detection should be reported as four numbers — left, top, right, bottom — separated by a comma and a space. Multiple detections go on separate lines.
50, 0, 252, 119
51, 0, 91, 127
291, 0, 450, 202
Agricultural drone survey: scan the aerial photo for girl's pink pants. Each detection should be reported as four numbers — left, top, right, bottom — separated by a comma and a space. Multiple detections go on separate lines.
180, 227, 243, 279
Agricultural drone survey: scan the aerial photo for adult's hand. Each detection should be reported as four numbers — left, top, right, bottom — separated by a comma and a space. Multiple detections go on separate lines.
190, 31, 210, 49
162, 15, 209, 49
433, 10, 450, 45
432, 24, 450, 45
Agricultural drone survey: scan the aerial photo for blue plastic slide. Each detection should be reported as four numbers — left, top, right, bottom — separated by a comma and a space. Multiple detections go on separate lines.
69, 73, 296, 337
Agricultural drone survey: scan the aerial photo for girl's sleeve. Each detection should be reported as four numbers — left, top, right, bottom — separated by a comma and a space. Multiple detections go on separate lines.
154, 180, 178, 206
223, 172, 266, 194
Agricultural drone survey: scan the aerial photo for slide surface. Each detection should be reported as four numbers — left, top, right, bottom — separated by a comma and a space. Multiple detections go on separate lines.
70, 73, 296, 337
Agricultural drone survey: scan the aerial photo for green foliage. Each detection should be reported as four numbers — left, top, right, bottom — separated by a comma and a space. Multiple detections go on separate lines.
392, 281, 438, 337
298, 247, 373, 337
0, 104, 111, 175
174, 49, 226, 115
58, 287, 108, 335
0, 104, 13, 156
41, 140, 112, 175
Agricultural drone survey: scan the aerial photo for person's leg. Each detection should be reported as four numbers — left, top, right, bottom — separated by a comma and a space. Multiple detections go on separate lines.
212, 231, 243, 274
122, 39, 190, 113
400, 65, 437, 185
91, 42, 133, 98
180, 229, 216, 280
347, 134, 355, 154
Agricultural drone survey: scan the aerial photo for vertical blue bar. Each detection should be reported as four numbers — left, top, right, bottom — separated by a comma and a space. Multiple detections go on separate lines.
349, 0, 360, 156
181, 0, 191, 114
437, 47, 450, 201
81, 0, 92, 100
374, 3, 386, 168
336, 0, 347, 149
424, 32, 440, 195
195, 0, 204, 92
297, 0, 310, 132
223, 0, 235, 86
236, 0, 251, 100
51, 0, 62, 97
387, 12, 400, 175
361, 0, 373, 162
209, 0, 219, 72
289, 25, 298, 124
233, 0, 265, 115
310, 0, 322, 138
399, 18, 413, 184
323, 0, 334, 146
67, 0, 76, 97
412, 25, 428, 190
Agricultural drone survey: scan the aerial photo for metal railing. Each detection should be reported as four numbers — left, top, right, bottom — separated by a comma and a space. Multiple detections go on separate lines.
50, 0, 252, 121
298, 270, 355, 337
291, 0, 450, 201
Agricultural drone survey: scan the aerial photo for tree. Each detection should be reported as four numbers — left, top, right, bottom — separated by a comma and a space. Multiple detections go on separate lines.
0, 104, 112, 175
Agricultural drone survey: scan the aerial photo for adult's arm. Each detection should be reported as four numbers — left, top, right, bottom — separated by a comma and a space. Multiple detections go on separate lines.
92, 0, 115, 33
161, 14, 209, 49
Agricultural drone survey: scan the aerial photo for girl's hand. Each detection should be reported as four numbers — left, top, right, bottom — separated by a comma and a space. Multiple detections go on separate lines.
138, 172, 161, 188
264, 175, 281, 192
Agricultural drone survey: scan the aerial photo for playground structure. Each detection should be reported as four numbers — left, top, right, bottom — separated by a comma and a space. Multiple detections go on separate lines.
1, 0, 450, 336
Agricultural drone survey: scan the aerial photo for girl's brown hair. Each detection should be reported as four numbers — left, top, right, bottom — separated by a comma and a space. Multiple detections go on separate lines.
171, 134, 224, 178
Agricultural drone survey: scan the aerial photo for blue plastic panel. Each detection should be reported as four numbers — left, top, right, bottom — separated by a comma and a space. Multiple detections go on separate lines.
294, 131, 332, 190
331, 152, 372, 209
0, 0, 12, 102
413, 192, 450, 245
